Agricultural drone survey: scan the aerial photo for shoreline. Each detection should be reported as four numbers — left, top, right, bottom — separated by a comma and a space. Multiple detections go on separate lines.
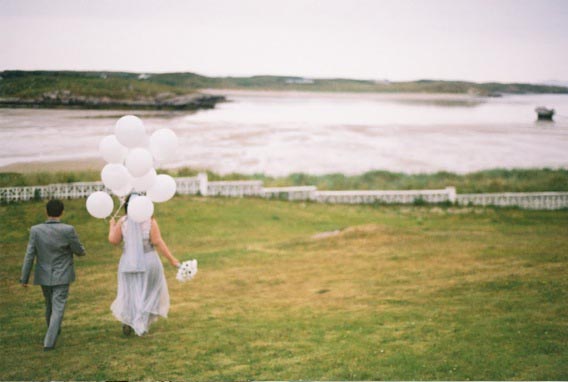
202, 88, 491, 100
1, 157, 566, 176
0, 94, 226, 111
4, 88, 567, 113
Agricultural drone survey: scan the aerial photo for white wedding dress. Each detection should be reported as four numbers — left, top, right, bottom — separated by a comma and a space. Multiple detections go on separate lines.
111, 217, 170, 336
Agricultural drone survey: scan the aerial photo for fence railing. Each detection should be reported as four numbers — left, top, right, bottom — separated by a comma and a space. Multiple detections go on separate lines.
0, 182, 107, 202
311, 188, 455, 205
1, 173, 568, 210
207, 180, 263, 197
456, 192, 568, 210
262, 186, 317, 201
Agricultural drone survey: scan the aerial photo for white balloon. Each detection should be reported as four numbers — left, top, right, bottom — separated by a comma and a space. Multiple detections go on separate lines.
131, 168, 157, 192
98, 135, 128, 163
150, 128, 179, 162
101, 163, 130, 191
115, 115, 147, 148
127, 195, 154, 222
125, 148, 153, 177
86, 191, 114, 219
147, 174, 177, 203
112, 180, 133, 197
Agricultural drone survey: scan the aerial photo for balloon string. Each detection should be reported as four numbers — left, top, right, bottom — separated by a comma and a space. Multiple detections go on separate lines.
105, 197, 126, 222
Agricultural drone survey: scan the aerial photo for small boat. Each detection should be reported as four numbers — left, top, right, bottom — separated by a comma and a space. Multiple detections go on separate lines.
535, 107, 555, 121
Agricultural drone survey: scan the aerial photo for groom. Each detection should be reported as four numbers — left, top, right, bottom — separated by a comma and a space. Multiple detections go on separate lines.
20, 199, 86, 351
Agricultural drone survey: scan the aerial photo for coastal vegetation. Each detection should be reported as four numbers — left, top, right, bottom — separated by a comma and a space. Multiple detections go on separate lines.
2, 168, 568, 194
252, 168, 568, 193
1, 70, 567, 109
0, 71, 224, 110
1, 196, 566, 380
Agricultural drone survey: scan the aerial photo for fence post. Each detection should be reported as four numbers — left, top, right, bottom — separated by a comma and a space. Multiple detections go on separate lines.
198, 172, 208, 196
446, 186, 457, 204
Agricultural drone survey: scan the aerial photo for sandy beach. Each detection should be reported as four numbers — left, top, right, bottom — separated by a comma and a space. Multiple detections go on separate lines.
1, 91, 567, 176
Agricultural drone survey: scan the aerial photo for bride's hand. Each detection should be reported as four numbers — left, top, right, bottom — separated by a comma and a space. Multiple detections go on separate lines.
110, 216, 124, 227
172, 259, 181, 268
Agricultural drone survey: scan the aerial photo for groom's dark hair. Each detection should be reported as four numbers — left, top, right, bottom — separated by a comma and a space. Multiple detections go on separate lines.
46, 199, 64, 217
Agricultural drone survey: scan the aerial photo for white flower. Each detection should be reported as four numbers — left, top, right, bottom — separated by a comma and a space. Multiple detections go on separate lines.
176, 259, 198, 282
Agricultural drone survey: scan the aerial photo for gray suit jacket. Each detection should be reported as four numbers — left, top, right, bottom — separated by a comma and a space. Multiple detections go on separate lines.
20, 219, 86, 286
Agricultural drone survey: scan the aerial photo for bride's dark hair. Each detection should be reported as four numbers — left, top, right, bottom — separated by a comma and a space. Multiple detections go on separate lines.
124, 193, 139, 214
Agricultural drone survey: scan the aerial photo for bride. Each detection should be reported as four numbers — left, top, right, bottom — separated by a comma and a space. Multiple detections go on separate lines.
108, 193, 180, 336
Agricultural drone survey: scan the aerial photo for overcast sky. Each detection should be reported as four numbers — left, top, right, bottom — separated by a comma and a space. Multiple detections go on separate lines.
1, 0, 567, 82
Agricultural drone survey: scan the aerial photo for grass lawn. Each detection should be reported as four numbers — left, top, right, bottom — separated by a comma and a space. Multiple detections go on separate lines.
0, 196, 566, 380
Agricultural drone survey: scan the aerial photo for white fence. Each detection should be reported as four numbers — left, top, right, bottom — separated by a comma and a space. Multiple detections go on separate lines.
456, 192, 568, 210
1, 173, 568, 210
207, 180, 263, 197
175, 176, 201, 196
311, 188, 455, 205
0, 182, 107, 202
261, 186, 317, 201
0, 177, 201, 203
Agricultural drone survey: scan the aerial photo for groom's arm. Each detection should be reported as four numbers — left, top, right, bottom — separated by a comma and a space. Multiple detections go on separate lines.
20, 228, 37, 286
67, 226, 86, 256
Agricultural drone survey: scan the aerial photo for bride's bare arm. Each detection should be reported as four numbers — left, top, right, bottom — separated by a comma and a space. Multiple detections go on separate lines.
108, 217, 123, 245
150, 218, 180, 267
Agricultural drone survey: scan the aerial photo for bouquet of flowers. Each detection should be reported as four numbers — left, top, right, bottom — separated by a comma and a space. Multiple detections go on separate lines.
176, 259, 198, 282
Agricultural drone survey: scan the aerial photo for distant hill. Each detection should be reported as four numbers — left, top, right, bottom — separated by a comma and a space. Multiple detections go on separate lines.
0, 70, 566, 109
0, 71, 225, 110
145, 72, 568, 95
539, 80, 568, 88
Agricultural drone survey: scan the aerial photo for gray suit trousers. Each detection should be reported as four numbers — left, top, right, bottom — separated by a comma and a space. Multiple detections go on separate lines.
41, 284, 69, 348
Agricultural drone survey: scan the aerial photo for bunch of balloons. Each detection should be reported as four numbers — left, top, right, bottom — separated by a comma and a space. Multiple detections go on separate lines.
86, 115, 179, 222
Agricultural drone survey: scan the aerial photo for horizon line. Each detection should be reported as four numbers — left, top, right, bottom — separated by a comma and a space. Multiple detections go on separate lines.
1, 68, 567, 86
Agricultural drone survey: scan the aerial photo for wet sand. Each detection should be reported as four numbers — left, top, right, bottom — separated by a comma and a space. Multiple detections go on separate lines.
1, 92, 567, 176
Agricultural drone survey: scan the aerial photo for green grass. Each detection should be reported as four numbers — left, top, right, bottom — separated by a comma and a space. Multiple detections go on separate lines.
253, 168, 568, 193
0, 71, 190, 100
1, 197, 567, 380
3, 168, 568, 193
0, 170, 102, 187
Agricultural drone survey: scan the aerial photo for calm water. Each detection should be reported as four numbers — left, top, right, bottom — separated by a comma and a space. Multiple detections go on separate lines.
1, 91, 568, 175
